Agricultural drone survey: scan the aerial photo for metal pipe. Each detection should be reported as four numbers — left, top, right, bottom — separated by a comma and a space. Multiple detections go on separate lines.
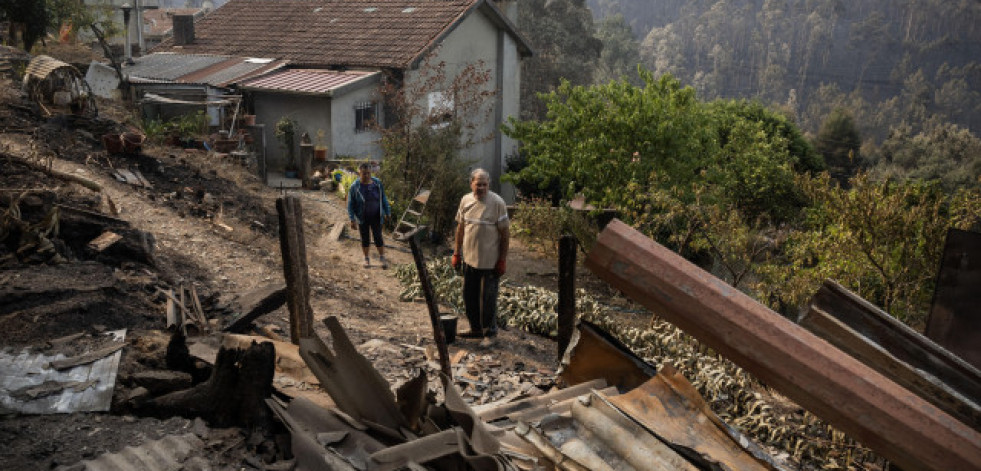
120, 4, 133, 64
584, 220, 981, 471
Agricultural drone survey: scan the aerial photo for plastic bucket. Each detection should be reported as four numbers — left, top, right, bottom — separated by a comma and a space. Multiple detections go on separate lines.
440, 314, 458, 343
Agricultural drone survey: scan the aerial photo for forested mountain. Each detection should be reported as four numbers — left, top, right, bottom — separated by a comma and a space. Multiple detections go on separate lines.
582, 0, 981, 142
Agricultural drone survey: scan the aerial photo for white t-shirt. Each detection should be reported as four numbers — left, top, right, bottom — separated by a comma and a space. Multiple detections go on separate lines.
456, 191, 509, 269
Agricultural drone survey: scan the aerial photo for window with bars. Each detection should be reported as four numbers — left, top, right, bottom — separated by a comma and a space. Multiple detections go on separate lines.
354, 101, 376, 133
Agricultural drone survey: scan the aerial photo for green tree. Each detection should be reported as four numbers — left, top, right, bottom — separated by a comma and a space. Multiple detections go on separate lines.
814, 108, 861, 183
872, 122, 981, 189
504, 71, 716, 213
594, 14, 642, 85
0, 0, 48, 51
759, 172, 981, 326
518, 0, 603, 120
376, 56, 495, 237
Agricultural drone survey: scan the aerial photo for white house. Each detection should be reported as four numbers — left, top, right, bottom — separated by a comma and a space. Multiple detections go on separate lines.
150, 0, 532, 197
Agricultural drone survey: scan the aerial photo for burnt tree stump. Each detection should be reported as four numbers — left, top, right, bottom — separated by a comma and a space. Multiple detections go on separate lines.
148, 340, 275, 428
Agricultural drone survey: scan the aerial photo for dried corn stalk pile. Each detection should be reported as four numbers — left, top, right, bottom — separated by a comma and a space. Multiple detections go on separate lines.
397, 259, 884, 470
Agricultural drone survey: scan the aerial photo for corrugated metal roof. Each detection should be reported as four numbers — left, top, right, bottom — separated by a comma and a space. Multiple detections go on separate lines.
124, 53, 285, 87
23, 55, 76, 81
125, 53, 229, 82
0, 330, 125, 414
179, 57, 287, 87
240, 68, 380, 95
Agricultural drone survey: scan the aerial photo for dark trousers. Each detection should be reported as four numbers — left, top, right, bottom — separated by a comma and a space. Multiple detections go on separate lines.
358, 215, 383, 248
463, 264, 499, 335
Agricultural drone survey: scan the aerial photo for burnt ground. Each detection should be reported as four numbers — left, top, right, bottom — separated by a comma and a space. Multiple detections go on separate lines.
0, 76, 581, 470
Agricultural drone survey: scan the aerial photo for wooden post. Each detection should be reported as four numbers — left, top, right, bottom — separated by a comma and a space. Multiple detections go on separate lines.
585, 220, 981, 471
276, 196, 313, 344
408, 231, 452, 378
557, 235, 577, 361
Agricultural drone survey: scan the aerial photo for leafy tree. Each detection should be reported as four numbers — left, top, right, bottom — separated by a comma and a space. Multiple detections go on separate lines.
814, 108, 861, 183
1, 0, 48, 51
758, 172, 981, 327
518, 0, 602, 120
871, 122, 981, 190
376, 56, 495, 237
594, 14, 642, 85
503, 71, 716, 213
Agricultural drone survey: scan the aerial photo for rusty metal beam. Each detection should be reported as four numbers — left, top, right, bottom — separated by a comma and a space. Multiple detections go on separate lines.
584, 220, 981, 471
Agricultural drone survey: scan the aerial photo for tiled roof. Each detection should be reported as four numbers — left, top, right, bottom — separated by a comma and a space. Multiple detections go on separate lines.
124, 53, 286, 87
240, 69, 380, 95
151, 0, 530, 69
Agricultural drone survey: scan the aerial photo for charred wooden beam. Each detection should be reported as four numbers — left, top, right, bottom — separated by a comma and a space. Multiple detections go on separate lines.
407, 232, 451, 377
809, 279, 981, 405
557, 235, 577, 361
800, 304, 981, 430
585, 220, 981, 471
276, 196, 314, 344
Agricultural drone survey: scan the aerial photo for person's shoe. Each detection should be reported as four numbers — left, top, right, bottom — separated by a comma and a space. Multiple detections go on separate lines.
479, 337, 495, 348
364, 257, 371, 268
458, 331, 484, 339
379, 256, 389, 269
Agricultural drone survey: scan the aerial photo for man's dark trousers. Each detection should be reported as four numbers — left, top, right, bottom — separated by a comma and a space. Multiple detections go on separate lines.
463, 264, 499, 336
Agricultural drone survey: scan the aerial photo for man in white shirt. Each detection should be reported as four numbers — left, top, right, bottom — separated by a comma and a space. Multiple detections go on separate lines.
452, 168, 510, 339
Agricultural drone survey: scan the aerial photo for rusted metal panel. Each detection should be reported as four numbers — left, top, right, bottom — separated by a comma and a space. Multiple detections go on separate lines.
607, 366, 784, 471
571, 392, 700, 471
927, 228, 981, 370
80, 433, 205, 471
799, 305, 981, 430
811, 280, 981, 410
558, 320, 656, 391
0, 330, 125, 414
299, 316, 407, 436
584, 220, 981, 471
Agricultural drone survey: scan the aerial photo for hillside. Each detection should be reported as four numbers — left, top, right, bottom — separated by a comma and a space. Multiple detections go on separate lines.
583, 0, 981, 140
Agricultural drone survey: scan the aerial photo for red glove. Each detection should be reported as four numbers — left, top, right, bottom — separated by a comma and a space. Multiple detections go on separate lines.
495, 259, 506, 276
452, 253, 461, 270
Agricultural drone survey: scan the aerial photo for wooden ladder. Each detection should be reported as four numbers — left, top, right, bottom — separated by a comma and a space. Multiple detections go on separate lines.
393, 189, 431, 240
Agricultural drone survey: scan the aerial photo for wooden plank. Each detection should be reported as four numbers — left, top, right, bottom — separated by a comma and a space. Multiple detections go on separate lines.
328, 221, 345, 242
800, 305, 981, 430
585, 220, 981, 471
132, 169, 153, 188
86, 231, 122, 252
557, 235, 577, 361
277, 196, 314, 343
810, 280, 981, 407
222, 283, 288, 333
49, 342, 126, 370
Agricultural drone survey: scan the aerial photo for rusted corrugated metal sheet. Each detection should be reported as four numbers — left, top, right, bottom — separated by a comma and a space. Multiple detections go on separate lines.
78, 433, 204, 471
240, 68, 380, 95
927, 228, 981, 370
585, 219, 981, 471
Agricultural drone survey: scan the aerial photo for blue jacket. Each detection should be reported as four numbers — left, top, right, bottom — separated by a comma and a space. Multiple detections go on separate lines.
347, 176, 391, 225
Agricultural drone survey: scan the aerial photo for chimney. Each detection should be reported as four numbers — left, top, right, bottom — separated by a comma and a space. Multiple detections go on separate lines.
172, 14, 195, 45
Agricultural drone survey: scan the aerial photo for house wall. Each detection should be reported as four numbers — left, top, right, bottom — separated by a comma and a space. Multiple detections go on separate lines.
405, 7, 522, 201
253, 93, 331, 171
330, 82, 384, 162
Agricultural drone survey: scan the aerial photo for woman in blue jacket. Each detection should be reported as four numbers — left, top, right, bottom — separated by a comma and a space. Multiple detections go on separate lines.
347, 162, 392, 268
